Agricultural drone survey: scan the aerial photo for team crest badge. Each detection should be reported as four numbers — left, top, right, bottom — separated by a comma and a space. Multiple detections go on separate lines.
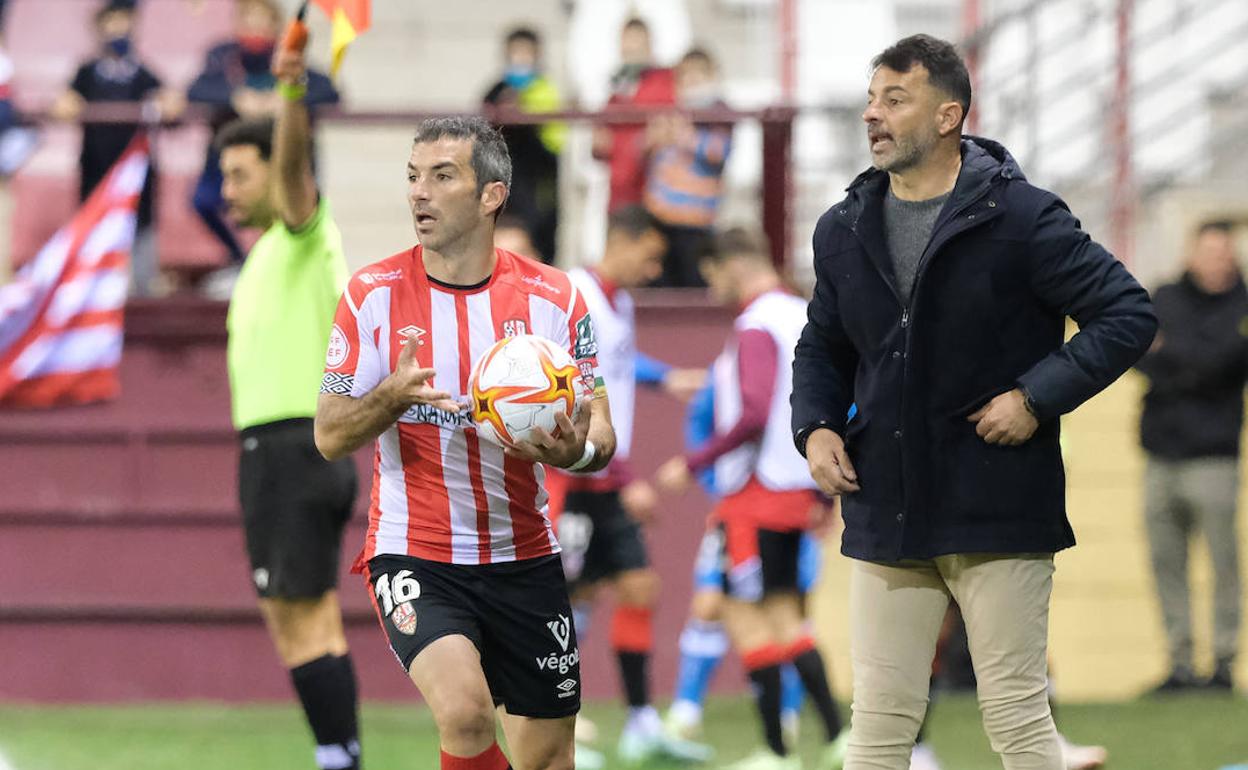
391, 601, 417, 636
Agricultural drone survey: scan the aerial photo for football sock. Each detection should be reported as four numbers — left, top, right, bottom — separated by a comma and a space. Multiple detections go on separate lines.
786, 637, 843, 742
290, 654, 361, 770
780, 663, 805, 717
673, 619, 729, 709
440, 742, 511, 770
617, 651, 651, 709
612, 606, 654, 708
744, 644, 788, 756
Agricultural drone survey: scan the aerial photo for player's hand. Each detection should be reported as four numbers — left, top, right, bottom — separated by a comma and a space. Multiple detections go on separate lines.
655, 456, 693, 494
272, 47, 307, 86
620, 479, 658, 524
967, 388, 1037, 446
506, 397, 592, 467
805, 428, 860, 496
661, 368, 707, 402
385, 331, 459, 413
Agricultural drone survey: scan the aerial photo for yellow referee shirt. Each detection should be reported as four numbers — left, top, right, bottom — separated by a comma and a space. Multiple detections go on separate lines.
227, 199, 348, 430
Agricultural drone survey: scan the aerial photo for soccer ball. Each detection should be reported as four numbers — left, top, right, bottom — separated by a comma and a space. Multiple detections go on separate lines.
468, 334, 586, 448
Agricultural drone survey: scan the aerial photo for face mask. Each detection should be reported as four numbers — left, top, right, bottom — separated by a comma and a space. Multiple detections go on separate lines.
237, 34, 274, 69
503, 66, 536, 91
680, 84, 720, 108
106, 36, 132, 58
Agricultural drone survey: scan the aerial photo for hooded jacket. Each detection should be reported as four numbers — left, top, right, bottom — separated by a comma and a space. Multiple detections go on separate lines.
1137, 273, 1248, 460
791, 137, 1157, 561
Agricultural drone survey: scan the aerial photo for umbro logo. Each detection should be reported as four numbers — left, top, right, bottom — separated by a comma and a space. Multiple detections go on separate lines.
547, 614, 572, 652
397, 325, 427, 346
556, 678, 577, 694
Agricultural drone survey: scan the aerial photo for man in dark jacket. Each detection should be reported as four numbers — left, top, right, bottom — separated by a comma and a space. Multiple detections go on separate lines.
1137, 220, 1246, 694
790, 35, 1156, 770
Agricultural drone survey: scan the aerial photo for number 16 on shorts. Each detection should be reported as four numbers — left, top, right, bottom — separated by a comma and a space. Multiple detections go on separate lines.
376, 569, 421, 636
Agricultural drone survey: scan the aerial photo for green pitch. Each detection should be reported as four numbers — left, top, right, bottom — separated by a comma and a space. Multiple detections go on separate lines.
1, 694, 1246, 769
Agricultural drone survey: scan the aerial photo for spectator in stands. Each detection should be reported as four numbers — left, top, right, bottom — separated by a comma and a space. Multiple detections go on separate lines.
643, 48, 731, 287
1137, 219, 1246, 694
483, 26, 564, 265
51, 0, 184, 296
593, 17, 675, 214
188, 0, 337, 271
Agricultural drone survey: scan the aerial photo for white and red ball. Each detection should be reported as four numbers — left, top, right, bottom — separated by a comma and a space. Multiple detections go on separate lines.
468, 334, 586, 447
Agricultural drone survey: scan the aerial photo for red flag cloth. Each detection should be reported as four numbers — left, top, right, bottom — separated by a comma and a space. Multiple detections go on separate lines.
0, 134, 149, 408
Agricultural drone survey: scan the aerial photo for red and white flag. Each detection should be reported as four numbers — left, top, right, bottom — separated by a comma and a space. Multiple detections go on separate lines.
0, 134, 149, 407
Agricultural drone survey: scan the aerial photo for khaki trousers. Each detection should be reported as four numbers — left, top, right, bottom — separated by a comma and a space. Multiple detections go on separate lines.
846, 554, 1061, 770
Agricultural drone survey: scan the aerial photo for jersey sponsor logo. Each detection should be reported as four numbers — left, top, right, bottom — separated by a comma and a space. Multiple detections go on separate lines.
321, 372, 354, 396
396, 324, 427, 346
359, 268, 403, 285
502, 318, 527, 337
547, 613, 572, 651
402, 403, 475, 428
573, 315, 597, 360
535, 647, 580, 675
326, 324, 350, 368
391, 600, 418, 636
522, 274, 561, 294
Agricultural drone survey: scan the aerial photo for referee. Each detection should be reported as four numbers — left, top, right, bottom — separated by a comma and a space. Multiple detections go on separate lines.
220, 40, 361, 770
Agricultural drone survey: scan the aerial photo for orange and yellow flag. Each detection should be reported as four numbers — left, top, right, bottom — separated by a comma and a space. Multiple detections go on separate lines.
311, 0, 371, 76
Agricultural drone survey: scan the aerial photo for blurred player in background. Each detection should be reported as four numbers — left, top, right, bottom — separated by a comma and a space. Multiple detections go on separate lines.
664, 374, 833, 750
220, 34, 360, 770
315, 116, 616, 770
545, 204, 711, 766
658, 227, 848, 770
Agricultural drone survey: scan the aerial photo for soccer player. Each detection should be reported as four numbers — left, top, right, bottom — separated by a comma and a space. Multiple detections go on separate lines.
221, 44, 360, 770
314, 116, 617, 770
547, 205, 710, 764
657, 228, 848, 770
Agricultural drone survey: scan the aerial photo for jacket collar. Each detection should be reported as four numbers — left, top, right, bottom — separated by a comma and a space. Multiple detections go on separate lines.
842, 135, 1023, 219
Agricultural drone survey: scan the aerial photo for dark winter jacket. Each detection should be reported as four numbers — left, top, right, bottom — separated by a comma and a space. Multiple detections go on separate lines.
1137, 274, 1248, 460
791, 136, 1157, 562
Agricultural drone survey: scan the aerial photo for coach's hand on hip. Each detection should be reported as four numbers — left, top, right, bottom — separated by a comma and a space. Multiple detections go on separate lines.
805, 428, 860, 497
966, 388, 1038, 446
505, 397, 592, 468
383, 331, 460, 413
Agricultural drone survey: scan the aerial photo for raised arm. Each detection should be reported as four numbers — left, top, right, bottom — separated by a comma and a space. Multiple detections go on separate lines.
270, 47, 318, 230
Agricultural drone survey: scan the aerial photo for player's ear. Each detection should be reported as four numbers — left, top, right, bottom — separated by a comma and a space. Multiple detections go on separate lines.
481, 181, 508, 218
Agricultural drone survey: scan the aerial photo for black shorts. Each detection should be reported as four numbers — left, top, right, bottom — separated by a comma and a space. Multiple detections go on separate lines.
557, 490, 649, 589
719, 519, 804, 603
239, 418, 357, 599
367, 553, 580, 718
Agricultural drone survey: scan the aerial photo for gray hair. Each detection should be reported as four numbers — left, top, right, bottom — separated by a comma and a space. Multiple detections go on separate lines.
413, 116, 512, 203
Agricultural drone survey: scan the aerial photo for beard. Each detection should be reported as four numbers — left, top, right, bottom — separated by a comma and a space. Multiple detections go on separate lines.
873, 128, 938, 173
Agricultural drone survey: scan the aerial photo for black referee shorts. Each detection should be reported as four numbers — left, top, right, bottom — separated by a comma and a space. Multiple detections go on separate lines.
238, 418, 357, 599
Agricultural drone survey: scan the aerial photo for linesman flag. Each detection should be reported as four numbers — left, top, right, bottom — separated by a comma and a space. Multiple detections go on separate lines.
0, 135, 149, 408
312, 0, 371, 77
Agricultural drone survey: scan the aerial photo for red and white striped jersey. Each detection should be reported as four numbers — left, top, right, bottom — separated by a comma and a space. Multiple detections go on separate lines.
323, 246, 605, 565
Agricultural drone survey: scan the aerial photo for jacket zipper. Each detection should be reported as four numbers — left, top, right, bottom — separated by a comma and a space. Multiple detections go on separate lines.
849, 183, 1001, 558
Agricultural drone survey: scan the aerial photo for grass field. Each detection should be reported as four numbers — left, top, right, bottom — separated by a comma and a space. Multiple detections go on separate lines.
1, 693, 1246, 769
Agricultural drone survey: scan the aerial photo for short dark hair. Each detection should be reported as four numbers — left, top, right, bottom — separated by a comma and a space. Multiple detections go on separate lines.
215, 117, 274, 161
505, 26, 539, 48
95, 1, 135, 27
623, 17, 649, 35
412, 116, 512, 199
1198, 220, 1234, 237
606, 205, 662, 240
872, 34, 972, 124
680, 47, 716, 70
707, 226, 771, 264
